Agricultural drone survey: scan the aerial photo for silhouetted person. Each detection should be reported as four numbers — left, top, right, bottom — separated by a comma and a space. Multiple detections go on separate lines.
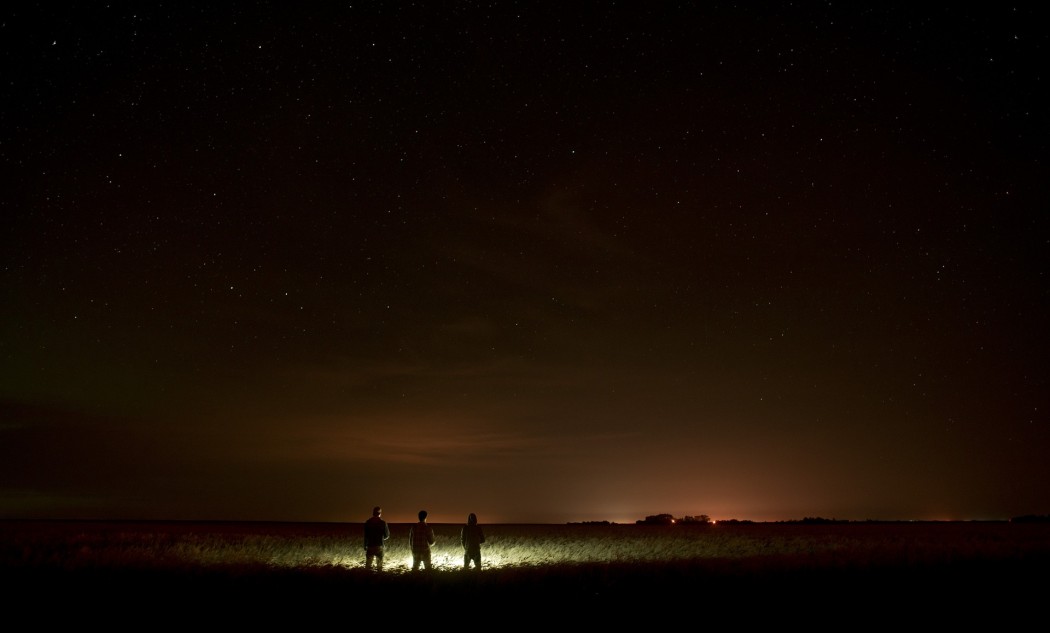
363, 506, 390, 571
409, 509, 436, 571
460, 512, 485, 570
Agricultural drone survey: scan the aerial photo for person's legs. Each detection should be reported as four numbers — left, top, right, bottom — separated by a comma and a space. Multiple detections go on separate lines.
366, 545, 384, 570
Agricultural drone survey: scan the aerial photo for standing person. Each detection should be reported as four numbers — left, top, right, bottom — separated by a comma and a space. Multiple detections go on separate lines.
460, 512, 485, 571
408, 509, 436, 571
363, 506, 390, 571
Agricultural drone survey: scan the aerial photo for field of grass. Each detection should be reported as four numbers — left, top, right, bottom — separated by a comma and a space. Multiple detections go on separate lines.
4, 519, 1048, 624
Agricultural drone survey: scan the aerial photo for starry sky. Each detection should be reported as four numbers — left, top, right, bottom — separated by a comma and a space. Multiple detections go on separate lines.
2, 4, 1048, 525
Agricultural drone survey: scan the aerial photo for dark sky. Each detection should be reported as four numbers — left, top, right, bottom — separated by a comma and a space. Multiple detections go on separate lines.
2, 3, 1048, 525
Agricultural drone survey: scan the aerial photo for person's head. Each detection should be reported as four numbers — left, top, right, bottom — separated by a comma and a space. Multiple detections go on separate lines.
418, 510, 428, 522
467, 512, 477, 525
372, 506, 381, 517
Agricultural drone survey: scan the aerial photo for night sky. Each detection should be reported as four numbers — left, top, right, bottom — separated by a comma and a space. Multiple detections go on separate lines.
3, 4, 1048, 525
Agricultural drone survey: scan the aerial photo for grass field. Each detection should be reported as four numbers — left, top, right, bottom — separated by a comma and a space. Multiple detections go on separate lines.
4, 519, 1047, 625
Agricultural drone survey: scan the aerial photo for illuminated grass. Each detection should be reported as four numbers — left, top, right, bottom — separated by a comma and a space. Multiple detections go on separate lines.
4, 520, 1050, 575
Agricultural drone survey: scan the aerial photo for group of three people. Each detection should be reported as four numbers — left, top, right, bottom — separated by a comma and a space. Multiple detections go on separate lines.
363, 506, 485, 571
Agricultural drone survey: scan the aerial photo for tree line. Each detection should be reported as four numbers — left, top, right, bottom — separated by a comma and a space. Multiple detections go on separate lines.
637, 514, 711, 525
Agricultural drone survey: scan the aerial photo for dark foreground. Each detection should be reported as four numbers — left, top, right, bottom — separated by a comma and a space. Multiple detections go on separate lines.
9, 555, 1045, 626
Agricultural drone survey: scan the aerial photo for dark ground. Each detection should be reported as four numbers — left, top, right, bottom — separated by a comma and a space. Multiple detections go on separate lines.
9, 555, 1045, 627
